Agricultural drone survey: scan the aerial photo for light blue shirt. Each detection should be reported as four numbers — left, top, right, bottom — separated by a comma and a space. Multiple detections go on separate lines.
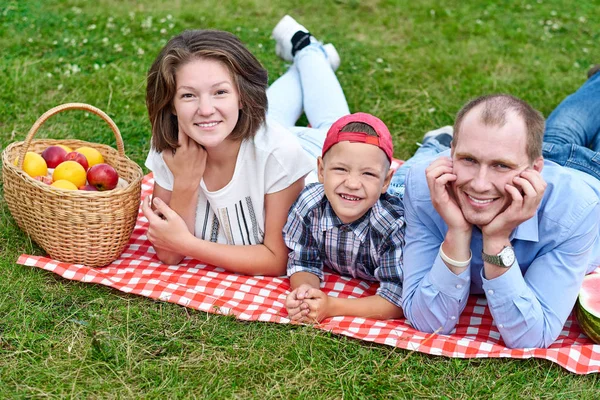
402, 153, 600, 349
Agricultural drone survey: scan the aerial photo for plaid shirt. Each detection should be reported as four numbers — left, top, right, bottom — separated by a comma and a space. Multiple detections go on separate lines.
283, 183, 405, 308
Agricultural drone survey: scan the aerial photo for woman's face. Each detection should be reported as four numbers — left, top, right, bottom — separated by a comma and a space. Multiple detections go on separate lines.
172, 58, 241, 150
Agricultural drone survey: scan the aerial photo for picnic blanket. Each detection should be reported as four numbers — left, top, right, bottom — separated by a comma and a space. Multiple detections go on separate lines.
17, 174, 600, 375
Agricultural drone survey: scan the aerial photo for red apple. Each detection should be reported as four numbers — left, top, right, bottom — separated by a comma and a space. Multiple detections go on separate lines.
87, 163, 119, 191
41, 145, 67, 168
79, 184, 99, 191
64, 151, 89, 170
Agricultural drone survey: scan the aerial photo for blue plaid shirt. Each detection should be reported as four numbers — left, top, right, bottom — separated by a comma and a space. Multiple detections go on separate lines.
283, 183, 406, 308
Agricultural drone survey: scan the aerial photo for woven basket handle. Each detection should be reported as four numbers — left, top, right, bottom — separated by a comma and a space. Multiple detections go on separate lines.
17, 103, 125, 169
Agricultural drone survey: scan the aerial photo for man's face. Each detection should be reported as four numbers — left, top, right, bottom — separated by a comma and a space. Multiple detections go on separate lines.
450, 109, 538, 227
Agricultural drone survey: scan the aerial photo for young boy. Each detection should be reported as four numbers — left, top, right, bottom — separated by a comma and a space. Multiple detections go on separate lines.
283, 112, 405, 323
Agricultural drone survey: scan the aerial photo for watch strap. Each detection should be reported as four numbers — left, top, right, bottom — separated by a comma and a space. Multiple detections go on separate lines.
482, 246, 514, 268
481, 252, 503, 267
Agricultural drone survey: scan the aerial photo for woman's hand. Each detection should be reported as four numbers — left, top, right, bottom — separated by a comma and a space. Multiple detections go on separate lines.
164, 129, 208, 187
141, 195, 193, 255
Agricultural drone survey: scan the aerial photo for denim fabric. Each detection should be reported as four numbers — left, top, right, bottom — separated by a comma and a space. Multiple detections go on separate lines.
543, 71, 600, 180
387, 137, 449, 199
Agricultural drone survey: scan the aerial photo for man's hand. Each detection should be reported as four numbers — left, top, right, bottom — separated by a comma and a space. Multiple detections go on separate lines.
426, 157, 471, 232
482, 168, 547, 242
163, 129, 207, 187
427, 157, 473, 272
141, 196, 193, 255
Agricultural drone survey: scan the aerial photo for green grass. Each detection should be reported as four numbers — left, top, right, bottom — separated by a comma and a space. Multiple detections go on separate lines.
1, 0, 599, 397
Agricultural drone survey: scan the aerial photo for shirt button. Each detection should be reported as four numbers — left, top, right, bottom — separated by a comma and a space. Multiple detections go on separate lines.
487, 289, 494, 295
450, 316, 456, 320
456, 284, 462, 289
499, 324, 504, 328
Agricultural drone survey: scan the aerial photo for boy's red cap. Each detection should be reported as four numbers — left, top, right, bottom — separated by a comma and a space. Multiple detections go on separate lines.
322, 112, 393, 162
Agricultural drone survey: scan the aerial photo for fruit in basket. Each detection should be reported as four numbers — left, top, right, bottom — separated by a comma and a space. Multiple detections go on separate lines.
65, 151, 89, 170
75, 146, 104, 167
51, 179, 79, 190
79, 184, 99, 191
53, 160, 87, 188
575, 274, 600, 344
33, 175, 53, 185
21, 152, 48, 178
41, 145, 68, 168
56, 144, 73, 153
87, 163, 119, 191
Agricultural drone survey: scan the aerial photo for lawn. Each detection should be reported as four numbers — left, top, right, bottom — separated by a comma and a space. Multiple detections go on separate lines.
1, 0, 599, 398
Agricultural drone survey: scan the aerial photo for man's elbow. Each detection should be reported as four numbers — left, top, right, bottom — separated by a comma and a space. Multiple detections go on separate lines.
501, 324, 559, 349
403, 301, 454, 335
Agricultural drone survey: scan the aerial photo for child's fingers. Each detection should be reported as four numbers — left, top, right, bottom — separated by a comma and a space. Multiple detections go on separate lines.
287, 306, 309, 321
295, 283, 314, 300
304, 287, 324, 300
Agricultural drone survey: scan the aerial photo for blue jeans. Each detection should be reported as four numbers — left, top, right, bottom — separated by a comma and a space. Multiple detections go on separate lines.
267, 43, 349, 183
387, 137, 449, 199
542, 71, 600, 180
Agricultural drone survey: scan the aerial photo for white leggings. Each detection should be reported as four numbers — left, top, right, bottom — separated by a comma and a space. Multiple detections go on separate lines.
266, 43, 350, 183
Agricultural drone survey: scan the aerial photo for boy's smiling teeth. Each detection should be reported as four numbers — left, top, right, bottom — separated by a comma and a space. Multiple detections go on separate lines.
340, 194, 360, 201
468, 195, 494, 204
195, 121, 219, 128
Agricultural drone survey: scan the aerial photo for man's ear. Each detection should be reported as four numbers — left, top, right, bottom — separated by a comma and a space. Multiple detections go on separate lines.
533, 156, 544, 173
381, 167, 394, 194
317, 156, 325, 184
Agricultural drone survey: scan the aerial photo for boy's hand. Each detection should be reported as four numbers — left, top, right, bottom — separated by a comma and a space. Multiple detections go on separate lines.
285, 283, 314, 321
298, 288, 330, 324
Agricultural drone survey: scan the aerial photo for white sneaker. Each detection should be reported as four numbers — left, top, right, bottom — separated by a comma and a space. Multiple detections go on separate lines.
422, 125, 454, 141
272, 15, 309, 62
272, 15, 340, 71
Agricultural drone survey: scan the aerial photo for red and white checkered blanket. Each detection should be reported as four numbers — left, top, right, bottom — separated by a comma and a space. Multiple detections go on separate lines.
17, 174, 600, 375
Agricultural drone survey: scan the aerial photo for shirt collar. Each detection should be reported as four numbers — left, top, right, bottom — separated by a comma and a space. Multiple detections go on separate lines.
319, 197, 396, 242
509, 209, 539, 242
320, 201, 372, 242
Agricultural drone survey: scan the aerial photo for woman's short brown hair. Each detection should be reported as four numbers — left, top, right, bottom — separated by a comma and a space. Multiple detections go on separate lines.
146, 30, 268, 152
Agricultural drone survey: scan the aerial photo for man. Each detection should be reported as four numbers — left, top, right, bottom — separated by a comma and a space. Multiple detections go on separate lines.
401, 93, 600, 349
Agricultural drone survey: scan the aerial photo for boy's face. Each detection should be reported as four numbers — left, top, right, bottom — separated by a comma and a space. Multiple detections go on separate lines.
318, 141, 393, 224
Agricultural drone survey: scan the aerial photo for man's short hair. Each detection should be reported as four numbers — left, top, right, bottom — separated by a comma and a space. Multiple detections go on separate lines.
453, 94, 545, 162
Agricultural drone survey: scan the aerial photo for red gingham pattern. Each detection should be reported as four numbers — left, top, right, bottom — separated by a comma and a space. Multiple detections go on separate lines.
17, 173, 600, 375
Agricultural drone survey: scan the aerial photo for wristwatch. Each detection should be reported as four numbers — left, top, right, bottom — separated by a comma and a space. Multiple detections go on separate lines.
482, 246, 516, 268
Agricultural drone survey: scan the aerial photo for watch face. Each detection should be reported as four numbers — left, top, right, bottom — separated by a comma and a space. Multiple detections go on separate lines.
499, 247, 515, 267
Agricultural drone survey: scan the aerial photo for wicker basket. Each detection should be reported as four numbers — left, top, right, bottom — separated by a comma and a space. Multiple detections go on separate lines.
2, 103, 143, 267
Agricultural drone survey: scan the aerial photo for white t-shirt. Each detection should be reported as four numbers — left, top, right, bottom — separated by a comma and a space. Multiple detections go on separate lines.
145, 121, 315, 245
